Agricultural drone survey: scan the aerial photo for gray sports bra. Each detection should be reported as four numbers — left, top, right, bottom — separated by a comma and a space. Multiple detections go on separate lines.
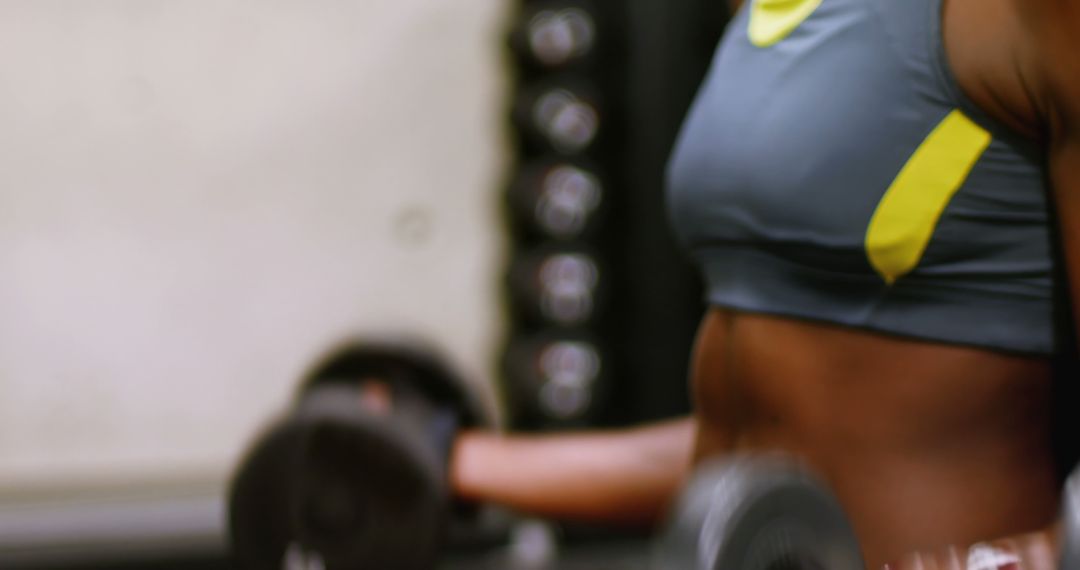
666, 0, 1056, 354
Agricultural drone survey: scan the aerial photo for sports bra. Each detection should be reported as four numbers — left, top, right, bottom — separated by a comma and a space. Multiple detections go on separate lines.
666, 0, 1057, 355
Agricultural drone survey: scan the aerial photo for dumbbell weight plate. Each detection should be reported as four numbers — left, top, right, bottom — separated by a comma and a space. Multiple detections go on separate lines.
1062, 469, 1080, 570
230, 385, 448, 570
294, 384, 447, 570
230, 339, 487, 570
297, 339, 491, 526
229, 416, 315, 570
298, 339, 490, 432
654, 456, 864, 570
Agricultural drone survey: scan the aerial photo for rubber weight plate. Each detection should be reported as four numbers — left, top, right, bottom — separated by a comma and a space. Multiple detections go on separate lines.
230, 417, 315, 570
653, 455, 864, 570
296, 339, 489, 522
293, 384, 448, 570
229, 383, 448, 570
297, 338, 490, 430
1062, 467, 1080, 570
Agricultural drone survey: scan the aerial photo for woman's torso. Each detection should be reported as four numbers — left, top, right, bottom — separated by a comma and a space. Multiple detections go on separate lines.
676, 0, 1061, 565
690, 310, 1057, 566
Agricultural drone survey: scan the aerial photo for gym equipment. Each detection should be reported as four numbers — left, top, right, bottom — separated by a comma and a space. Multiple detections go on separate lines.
506, 159, 605, 240
507, 245, 605, 327
228, 339, 488, 570
1061, 466, 1080, 570
653, 454, 864, 570
233, 355, 1080, 570
509, 0, 599, 70
512, 80, 602, 154
501, 331, 606, 427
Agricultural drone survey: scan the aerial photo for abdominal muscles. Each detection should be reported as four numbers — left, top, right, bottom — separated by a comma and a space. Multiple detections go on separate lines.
689, 308, 1059, 567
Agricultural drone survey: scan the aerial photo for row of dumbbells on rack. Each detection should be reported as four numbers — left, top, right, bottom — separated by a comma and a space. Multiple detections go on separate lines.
228, 340, 1080, 570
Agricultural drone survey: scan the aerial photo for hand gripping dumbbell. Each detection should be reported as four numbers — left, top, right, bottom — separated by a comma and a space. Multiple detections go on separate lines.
655, 456, 1080, 570
228, 339, 489, 570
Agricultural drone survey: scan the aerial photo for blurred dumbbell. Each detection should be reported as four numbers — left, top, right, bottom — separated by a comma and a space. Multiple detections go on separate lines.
512, 78, 602, 154
501, 330, 607, 428
658, 456, 1080, 570
508, 0, 599, 70
228, 339, 489, 570
653, 454, 864, 570
506, 244, 606, 328
1062, 467, 1080, 570
506, 159, 606, 241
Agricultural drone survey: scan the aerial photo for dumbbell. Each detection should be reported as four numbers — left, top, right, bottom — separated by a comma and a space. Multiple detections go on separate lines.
655, 456, 1080, 570
228, 339, 489, 570
1062, 467, 1080, 570
652, 454, 864, 570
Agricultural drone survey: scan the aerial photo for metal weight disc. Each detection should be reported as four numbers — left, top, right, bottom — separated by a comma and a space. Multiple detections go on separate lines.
1061, 468, 1080, 570
229, 417, 314, 570
297, 338, 492, 430
653, 455, 864, 570
295, 340, 489, 522
229, 384, 448, 570
293, 384, 448, 570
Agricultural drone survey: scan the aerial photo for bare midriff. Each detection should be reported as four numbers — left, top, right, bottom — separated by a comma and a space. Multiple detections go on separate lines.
689, 308, 1060, 568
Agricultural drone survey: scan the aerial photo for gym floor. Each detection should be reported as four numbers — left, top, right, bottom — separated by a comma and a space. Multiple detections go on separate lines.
443, 543, 649, 570
14, 541, 649, 570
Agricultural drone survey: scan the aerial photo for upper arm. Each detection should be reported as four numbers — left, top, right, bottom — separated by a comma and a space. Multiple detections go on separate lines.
1020, 0, 1080, 327
1051, 142, 1080, 332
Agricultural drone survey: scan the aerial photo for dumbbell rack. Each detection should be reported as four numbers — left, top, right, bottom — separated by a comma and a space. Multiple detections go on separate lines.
500, 0, 726, 431
500, 0, 618, 431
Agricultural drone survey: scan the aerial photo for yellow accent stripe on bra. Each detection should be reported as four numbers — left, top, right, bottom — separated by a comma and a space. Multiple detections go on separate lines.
748, 0, 824, 47
865, 110, 991, 285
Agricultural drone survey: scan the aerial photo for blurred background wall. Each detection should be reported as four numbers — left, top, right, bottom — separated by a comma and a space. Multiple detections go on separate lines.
0, 0, 510, 496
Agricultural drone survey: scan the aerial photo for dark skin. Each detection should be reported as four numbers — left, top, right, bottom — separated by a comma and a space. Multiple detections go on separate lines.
449, 0, 1080, 567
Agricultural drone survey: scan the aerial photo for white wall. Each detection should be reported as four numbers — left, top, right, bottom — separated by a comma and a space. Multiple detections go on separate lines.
0, 0, 510, 495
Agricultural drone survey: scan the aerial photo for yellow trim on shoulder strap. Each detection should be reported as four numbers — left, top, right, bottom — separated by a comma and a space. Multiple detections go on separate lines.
864, 110, 991, 285
748, 0, 824, 47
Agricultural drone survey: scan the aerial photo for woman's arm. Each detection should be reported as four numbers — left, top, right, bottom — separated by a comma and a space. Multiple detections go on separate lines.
448, 417, 696, 528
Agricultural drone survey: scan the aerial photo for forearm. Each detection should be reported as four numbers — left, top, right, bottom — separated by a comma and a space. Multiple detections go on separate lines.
448, 417, 696, 528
